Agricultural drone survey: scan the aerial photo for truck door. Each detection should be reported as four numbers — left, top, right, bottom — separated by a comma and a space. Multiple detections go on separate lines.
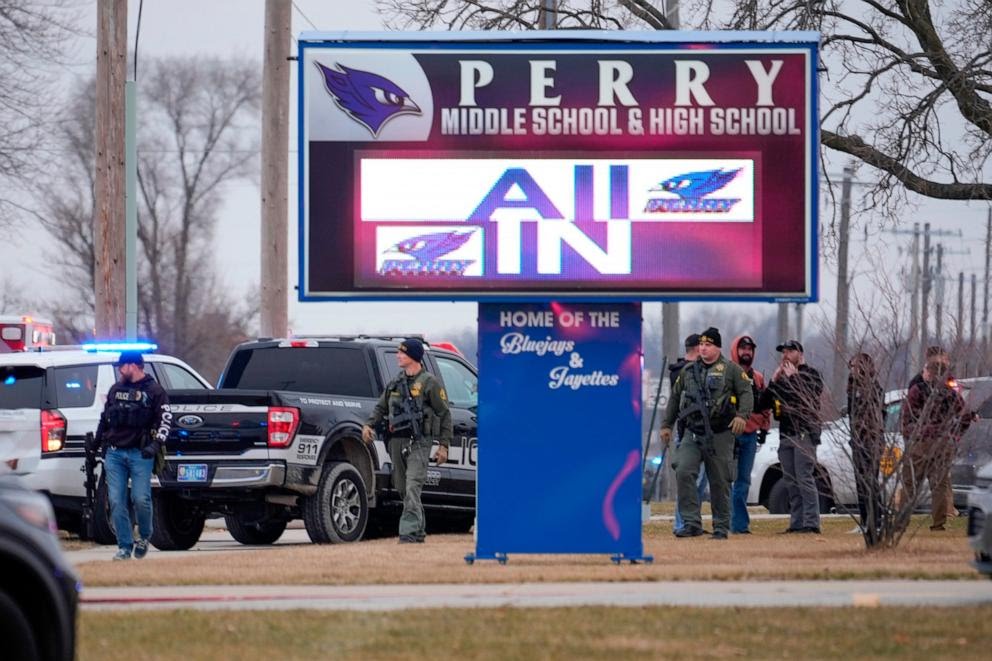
430, 353, 478, 504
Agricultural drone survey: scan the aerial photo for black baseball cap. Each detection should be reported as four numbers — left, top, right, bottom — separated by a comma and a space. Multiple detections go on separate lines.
776, 340, 804, 353
738, 335, 757, 348
115, 351, 145, 367
684, 333, 700, 350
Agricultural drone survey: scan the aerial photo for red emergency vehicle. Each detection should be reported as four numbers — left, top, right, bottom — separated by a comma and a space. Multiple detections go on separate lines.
0, 316, 57, 352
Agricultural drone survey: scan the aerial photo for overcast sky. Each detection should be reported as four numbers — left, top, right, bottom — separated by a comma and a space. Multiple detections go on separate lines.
1, 0, 989, 347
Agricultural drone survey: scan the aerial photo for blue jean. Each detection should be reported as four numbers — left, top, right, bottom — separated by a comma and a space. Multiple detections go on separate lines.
673, 470, 709, 532
104, 446, 154, 551
731, 431, 759, 533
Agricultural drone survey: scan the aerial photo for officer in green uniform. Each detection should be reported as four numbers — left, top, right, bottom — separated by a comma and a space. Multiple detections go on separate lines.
661, 327, 753, 540
362, 338, 452, 543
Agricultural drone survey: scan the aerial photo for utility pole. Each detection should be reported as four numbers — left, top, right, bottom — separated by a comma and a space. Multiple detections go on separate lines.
538, 0, 557, 28
934, 244, 943, 344
984, 207, 991, 346
885, 223, 961, 371
909, 223, 920, 374
831, 164, 853, 402
971, 273, 978, 345
660, 2, 682, 369
921, 222, 931, 354
259, 0, 291, 339
777, 303, 790, 342
94, 0, 127, 339
933, 245, 968, 348
958, 271, 965, 346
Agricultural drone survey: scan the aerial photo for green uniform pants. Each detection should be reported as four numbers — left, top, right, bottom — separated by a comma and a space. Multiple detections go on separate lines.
389, 437, 431, 540
674, 429, 735, 534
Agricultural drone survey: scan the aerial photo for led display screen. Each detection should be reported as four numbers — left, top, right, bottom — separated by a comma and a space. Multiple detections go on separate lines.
298, 33, 819, 301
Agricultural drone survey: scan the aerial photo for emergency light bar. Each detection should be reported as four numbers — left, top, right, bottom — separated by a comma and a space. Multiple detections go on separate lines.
81, 342, 159, 353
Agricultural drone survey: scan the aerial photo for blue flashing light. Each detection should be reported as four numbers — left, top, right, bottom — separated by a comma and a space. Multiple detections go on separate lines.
651, 455, 663, 466
178, 430, 189, 438
3, 375, 14, 386
82, 342, 158, 353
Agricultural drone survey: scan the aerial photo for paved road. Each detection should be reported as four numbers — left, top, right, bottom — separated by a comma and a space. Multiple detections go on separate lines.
80, 580, 992, 612
68, 514, 850, 564
65, 525, 314, 565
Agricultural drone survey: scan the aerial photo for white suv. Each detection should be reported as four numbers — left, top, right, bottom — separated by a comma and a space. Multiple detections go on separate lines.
0, 346, 210, 541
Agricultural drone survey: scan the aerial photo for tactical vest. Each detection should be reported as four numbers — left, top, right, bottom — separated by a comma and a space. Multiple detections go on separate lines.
106, 387, 155, 429
680, 361, 738, 434
387, 372, 442, 439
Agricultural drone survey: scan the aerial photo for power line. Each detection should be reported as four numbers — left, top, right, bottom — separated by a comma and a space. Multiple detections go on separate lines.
133, 0, 144, 81
292, 2, 318, 30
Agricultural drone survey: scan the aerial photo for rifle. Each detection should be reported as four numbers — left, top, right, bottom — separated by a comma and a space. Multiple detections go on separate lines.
676, 361, 714, 443
81, 432, 100, 541
390, 373, 424, 456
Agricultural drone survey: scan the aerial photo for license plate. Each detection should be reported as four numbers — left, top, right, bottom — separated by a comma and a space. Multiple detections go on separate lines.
177, 464, 208, 482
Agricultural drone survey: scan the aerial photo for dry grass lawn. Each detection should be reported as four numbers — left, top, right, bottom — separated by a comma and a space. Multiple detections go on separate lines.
78, 605, 992, 660
75, 516, 981, 587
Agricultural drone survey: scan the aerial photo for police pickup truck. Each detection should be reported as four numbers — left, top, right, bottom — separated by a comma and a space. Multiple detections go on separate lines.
151, 337, 478, 549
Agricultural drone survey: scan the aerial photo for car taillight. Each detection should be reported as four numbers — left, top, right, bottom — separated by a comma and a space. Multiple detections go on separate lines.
41, 409, 66, 453
267, 407, 300, 448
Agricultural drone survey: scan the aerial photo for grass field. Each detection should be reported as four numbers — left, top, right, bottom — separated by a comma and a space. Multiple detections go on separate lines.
78, 605, 992, 660
75, 515, 982, 587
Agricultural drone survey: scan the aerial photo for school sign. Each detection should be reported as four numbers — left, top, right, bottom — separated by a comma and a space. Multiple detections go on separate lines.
298, 31, 819, 302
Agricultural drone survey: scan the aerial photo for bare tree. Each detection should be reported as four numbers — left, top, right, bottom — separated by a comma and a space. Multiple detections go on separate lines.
36, 56, 261, 382
0, 1, 81, 225
379, 0, 992, 206
378, 0, 673, 30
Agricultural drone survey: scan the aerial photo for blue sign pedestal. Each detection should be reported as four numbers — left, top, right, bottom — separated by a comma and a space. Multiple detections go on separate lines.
466, 302, 652, 565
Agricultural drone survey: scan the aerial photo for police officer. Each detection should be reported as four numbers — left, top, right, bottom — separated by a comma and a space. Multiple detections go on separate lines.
756, 340, 824, 534
362, 338, 452, 543
93, 351, 172, 560
661, 328, 753, 540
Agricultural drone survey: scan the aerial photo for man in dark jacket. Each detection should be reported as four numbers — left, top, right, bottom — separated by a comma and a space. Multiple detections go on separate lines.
757, 340, 824, 534
93, 351, 172, 560
847, 352, 885, 542
899, 347, 972, 531
668, 334, 707, 534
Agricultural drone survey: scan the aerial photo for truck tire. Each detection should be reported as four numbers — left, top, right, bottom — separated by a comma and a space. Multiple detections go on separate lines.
767, 478, 790, 514
150, 493, 205, 551
0, 590, 39, 661
91, 474, 122, 546
303, 461, 368, 544
767, 476, 834, 515
224, 515, 287, 545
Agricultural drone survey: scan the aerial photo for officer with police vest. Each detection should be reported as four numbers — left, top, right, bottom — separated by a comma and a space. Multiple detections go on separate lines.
93, 351, 172, 560
362, 338, 452, 543
661, 328, 753, 540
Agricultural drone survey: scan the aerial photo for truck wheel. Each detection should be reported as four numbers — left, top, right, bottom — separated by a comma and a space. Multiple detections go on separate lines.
303, 461, 368, 544
0, 591, 39, 661
224, 515, 287, 545
150, 493, 205, 551
767, 479, 790, 514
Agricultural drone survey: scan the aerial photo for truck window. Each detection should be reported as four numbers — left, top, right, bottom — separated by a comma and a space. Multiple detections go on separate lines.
157, 362, 208, 390
222, 347, 374, 397
884, 401, 902, 434
53, 365, 99, 408
435, 356, 478, 409
0, 366, 45, 409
